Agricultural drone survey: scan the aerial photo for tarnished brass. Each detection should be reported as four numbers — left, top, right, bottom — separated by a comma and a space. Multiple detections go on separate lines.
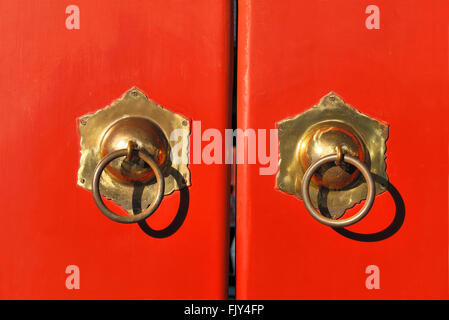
335, 145, 343, 166
100, 117, 169, 184
277, 92, 388, 219
297, 120, 367, 190
301, 154, 376, 227
77, 87, 190, 214
92, 148, 165, 224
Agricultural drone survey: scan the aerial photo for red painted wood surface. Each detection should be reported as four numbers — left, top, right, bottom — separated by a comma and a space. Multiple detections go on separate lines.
0, 0, 232, 299
237, 0, 449, 299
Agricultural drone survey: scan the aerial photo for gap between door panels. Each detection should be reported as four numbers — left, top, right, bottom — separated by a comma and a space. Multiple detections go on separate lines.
228, 0, 238, 300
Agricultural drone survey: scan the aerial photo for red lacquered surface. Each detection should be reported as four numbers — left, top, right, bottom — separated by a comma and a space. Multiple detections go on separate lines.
237, 0, 449, 299
0, 0, 232, 299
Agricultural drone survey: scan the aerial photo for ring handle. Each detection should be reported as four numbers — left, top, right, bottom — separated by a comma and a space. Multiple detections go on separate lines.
92, 149, 165, 224
300, 154, 375, 228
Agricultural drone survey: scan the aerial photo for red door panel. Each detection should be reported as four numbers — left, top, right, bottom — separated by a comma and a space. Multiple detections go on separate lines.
237, 0, 449, 299
0, 0, 232, 299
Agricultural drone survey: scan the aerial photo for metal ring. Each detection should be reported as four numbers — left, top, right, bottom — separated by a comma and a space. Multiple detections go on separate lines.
92, 149, 165, 224
301, 154, 375, 228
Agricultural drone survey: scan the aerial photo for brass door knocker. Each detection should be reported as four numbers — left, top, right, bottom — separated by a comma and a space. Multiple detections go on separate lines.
277, 93, 389, 227
77, 88, 191, 224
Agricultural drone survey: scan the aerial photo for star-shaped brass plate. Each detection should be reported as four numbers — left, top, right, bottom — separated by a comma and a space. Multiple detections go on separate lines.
77, 87, 190, 214
277, 93, 389, 219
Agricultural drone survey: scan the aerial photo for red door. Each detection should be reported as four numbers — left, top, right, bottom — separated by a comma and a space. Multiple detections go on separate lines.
236, 0, 449, 299
0, 0, 232, 299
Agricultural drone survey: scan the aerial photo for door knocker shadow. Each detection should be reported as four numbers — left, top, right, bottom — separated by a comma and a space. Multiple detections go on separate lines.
131, 167, 189, 238
317, 174, 405, 242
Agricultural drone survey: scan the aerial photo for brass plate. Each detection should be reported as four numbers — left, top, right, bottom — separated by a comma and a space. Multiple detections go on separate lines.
77, 87, 190, 214
277, 93, 388, 219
